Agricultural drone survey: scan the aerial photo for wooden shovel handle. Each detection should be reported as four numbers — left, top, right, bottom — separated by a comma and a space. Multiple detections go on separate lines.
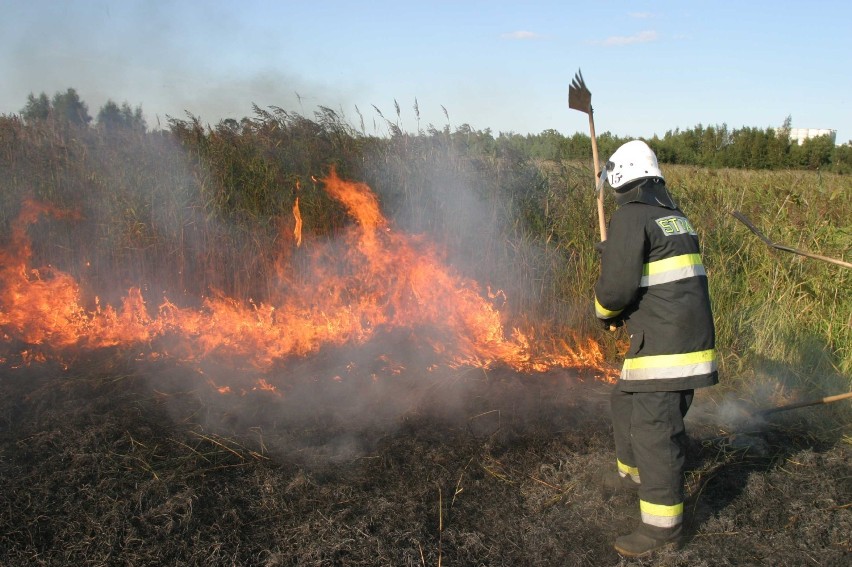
588, 112, 606, 241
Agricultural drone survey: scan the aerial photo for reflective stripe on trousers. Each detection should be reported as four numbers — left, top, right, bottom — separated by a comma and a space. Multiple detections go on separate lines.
611, 390, 693, 530
640, 500, 684, 528
617, 459, 640, 483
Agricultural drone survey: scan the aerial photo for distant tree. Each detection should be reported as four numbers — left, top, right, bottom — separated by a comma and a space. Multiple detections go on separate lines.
777, 114, 792, 141
451, 124, 496, 156
97, 100, 122, 128
566, 132, 592, 161
97, 99, 146, 132
51, 88, 91, 125
495, 132, 530, 163
653, 131, 686, 164
680, 123, 702, 164
595, 131, 622, 165
831, 142, 852, 174
21, 92, 50, 121
766, 127, 790, 169
528, 129, 564, 161
798, 135, 834, 170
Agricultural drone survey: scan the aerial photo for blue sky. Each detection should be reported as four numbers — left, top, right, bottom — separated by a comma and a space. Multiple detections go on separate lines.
3, 1, 850, 143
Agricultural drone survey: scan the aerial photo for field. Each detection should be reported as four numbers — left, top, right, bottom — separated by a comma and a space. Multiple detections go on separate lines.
0, 114, 850, 565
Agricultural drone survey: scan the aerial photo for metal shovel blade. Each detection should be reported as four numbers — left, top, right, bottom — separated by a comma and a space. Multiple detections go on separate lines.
569, 69, 592, 114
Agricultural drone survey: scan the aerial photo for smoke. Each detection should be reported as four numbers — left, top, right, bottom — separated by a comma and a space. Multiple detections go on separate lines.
144, 347, 609, 466
685, 358, 852, 458
1, 50, 601, 466
1, 1, 351, 127
120, 144, 591, 462
364, 136, 569, 326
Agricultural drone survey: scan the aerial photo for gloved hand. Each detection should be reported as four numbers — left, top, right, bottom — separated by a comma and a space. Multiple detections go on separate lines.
595, 240, 607, 255
599, 317, 623, 331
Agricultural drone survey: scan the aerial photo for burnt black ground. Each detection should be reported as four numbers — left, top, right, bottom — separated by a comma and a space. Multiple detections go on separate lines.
0, 346, 849, 567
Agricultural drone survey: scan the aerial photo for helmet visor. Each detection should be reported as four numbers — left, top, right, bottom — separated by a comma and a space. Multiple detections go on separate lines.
596, 163, 609, 193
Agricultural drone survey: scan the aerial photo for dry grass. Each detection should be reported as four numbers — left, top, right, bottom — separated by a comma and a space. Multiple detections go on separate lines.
0, 353, 849, 566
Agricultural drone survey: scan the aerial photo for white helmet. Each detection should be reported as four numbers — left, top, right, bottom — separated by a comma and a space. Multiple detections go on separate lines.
604, 140, 663, 190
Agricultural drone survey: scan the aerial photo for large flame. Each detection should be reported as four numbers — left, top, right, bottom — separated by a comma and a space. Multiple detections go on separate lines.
0, 171, 613, 386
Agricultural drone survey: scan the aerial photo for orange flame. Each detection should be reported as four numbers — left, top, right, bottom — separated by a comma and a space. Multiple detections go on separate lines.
0, 172, 616, 386
293, 197, 303, 248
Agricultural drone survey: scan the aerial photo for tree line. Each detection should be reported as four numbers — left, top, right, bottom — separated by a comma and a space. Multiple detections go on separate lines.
16, 88, 852, 173
21, 87, 146, 132
496, 123, 850, 174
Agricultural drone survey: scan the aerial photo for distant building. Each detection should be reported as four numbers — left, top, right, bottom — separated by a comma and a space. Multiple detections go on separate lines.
779, 127, 837, 145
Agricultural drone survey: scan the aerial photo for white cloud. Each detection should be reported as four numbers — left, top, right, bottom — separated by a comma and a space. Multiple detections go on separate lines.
500, 30, 541, 40
630, 12, 653, 19
599, 30, 658, 46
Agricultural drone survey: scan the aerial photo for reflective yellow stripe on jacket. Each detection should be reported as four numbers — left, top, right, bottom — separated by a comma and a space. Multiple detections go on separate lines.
622, 349, 717, 381
641, 253, 706, 287
640, 500, 683, 528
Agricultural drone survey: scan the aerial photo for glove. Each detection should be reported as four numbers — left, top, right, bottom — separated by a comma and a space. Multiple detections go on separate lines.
590, 301, 623, 331
595, 240, 607, 255
599, 317, 623, 331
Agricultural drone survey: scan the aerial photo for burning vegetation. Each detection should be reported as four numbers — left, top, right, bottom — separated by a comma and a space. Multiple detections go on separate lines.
0, 168, 609, 385
0, 110, 849, 565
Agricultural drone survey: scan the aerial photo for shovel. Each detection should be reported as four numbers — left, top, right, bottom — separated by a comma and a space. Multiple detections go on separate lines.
569, 69, 606, 241
753, 391, 852, 419
730, 210, 852, 269
703, 390, 852, 446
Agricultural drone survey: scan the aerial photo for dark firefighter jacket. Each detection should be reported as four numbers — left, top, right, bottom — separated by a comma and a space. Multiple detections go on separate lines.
594, 181, 718, 392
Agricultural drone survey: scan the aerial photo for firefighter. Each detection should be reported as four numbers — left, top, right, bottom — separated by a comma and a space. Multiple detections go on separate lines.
594, 140, 718, 557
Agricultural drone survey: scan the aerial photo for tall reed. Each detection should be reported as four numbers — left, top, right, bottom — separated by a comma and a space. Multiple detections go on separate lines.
0, 111, 848, 393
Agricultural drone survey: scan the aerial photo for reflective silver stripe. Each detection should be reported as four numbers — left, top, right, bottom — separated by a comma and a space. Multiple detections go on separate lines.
617, 459, 641, 483
621, 349, 717, 381
640, 253, 705, 287
640, 263, 706, 287
640, 499, 683, 528
622, 360, 717, 380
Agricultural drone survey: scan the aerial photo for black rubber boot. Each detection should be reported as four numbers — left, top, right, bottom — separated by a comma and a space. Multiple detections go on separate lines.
614, 523, 682, 557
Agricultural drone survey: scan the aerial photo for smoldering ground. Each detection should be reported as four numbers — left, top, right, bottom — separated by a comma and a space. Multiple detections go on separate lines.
1, 347, 849, 567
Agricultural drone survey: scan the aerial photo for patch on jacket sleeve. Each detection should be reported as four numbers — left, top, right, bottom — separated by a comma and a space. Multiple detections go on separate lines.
654, 215, 697, 236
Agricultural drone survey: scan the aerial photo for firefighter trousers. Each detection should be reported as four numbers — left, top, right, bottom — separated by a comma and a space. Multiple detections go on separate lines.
611, 388, 694, 528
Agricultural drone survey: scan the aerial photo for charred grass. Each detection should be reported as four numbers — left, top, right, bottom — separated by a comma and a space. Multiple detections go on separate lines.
1, 349, 849, 566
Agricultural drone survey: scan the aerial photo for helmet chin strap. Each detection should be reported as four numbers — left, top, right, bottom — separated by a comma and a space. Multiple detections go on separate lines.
614, 178, 678, 209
